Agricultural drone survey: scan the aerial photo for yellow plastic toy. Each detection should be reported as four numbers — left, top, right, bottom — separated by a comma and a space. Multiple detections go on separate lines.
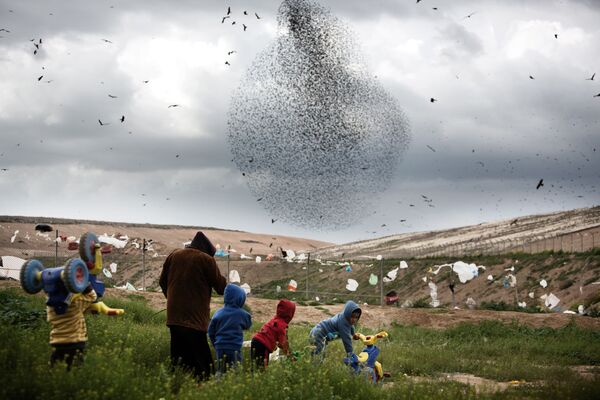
345, 331, 389, 384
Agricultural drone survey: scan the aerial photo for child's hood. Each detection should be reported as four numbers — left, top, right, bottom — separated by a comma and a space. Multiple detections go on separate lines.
342, 300, 361, 320
224, 284, 246, 308
276, 299, 296, 323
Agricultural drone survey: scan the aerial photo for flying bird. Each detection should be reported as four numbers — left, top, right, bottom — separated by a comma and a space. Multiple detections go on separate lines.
37, 75, 43, 81
244, 11, 248, 15
536, 179, 544, 189
586, 73, 595, 81
426, 145, 436, 152
227, 50, 236, 55
225, 61, 231, 66
227, 6, 231, 15
101, 39, 113, 43
529, 75, 535, 79
243, 24, 247, 31
98, 119, 110, 126
143, 80, 149, 83
594, 93, 600, 98
120, 115, 125, 123
255, 12, 261, 19
221, 16, 230, 23
554, 34, 558, 39
168, 104, 179, 108
108, 94, 118, 98
463, 12, 476, 19
271, 218, 277, 223
430, 97, 437, 103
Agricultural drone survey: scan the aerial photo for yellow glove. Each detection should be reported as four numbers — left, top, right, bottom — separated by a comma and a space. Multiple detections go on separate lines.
89, 301, 124, 316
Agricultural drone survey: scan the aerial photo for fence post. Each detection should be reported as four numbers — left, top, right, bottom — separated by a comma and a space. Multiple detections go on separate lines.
227, 245, 231, 283
142, 238, 146, 291
379, 257, 384, 306
306, 252, 310, 300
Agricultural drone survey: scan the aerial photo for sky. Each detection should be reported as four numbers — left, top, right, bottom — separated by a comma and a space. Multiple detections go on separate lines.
0, 0, 598, 244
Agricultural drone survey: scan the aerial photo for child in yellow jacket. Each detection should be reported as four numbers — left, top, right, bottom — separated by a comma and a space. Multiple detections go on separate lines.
47, 285, 97, 370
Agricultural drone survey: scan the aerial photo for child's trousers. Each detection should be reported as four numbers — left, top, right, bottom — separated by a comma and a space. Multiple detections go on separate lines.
50, 342, 86, 370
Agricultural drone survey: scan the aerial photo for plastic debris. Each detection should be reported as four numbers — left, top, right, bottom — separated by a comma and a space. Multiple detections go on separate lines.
383, 267, 399, 282
229, 270, 241, 283
10, 230, 18, 243
369, 273, 378, 285
452, 261, 480, 283
505, 266, 515, 272
421, 276, 428, 282
376, 255, 383, 261
487, 274, 494, 281
540, 279, 548, 288
315, 296, 320, 302
287, 279, 297, 291
346, 279, 359, 291
428, 281, 440, 307
578, 305, 585, 314
563, 310, 576, 314
518, 301, 527, 308
276, 285, 281, 293
214, 249, 229, 257
544, 293, 560, 309
98, 235, 127, 248
255, 256, 262, 264
0, 255, 26, 280
240, 283, 251, 294
102, 268, 112, 278
399, 260, 408, 269
240, 254, 252, 260
466, 297, 476, 309
528, 292, 535, 299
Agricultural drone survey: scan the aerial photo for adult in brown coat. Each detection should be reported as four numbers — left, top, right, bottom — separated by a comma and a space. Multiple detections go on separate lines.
159, 231, 226, 380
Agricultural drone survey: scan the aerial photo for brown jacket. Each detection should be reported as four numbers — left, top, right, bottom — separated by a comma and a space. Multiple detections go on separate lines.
159, 247, 226, 332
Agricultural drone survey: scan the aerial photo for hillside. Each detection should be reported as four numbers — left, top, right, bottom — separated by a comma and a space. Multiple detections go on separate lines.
1, 207, 599, 316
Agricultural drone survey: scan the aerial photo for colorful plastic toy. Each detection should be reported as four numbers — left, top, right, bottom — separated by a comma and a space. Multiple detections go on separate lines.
20, 232, 124, 316
344, 331, 389, 384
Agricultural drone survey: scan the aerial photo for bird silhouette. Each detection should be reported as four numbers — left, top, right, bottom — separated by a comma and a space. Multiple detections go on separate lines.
426, 145, 436, 152
37, 75, 43, 81
463, 12, 476, 19
101, 39, 113, 43
586, 73, 595, 81
554, 34, 558, 39
529, 75, 535, 80
430, 97, 437, 103
227, 6, 231, 15
271, 218, 277, 223
243, 24, 247, 31
168, 104, 179, 108
98, 119, 110, 126
231, 21, 236, 25
227, 50, 236, 55
255, 12, 261, 19
536, 179, 544, 189
225, 61, 231, 66
108, 94, 117, 98
221, 16, 230, 23
243, 11, 248, 15
120, 115, 125, 123
594, 93, 600, 97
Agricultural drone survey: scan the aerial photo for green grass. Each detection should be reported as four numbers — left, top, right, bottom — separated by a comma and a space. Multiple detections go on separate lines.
1, 287, 599, 399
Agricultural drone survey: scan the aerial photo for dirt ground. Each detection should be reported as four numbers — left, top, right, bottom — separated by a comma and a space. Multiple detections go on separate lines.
104, 286, 600, 330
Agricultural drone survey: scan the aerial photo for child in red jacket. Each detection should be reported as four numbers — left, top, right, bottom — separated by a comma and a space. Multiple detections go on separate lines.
250, 299, 295, 369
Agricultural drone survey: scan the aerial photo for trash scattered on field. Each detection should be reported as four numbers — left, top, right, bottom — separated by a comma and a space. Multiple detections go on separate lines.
346, 279, 359, 291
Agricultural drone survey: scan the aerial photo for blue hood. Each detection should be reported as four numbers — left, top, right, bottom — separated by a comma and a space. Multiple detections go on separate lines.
343, 300, 361, 320
224, 284, 246, 308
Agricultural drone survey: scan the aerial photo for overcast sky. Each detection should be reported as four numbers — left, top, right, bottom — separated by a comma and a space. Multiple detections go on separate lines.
1, 0, 598, 244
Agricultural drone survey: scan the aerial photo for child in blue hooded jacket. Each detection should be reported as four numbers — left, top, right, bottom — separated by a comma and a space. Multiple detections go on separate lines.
309, 300, 361, 360
208, 284, 252, 373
